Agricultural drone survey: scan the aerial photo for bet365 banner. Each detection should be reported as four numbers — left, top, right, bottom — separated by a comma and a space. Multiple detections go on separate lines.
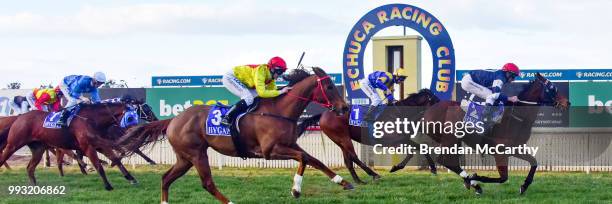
569, 82, 612, 127
146, 87, 238, 120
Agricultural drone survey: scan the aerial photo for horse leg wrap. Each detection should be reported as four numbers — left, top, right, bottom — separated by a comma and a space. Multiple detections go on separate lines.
292, 174, 303, 192
470, 180, 479, 186
332, 175, 343, 184
460, 171, 469, 178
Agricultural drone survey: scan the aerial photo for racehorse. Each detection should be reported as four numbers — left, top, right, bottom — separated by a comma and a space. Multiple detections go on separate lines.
118, 67, 351, 204
0, 116, 19, 170
52, 101, 159, 176
298, 89, 440, 184
422, 73, 570, 195
0, 98, 148, 190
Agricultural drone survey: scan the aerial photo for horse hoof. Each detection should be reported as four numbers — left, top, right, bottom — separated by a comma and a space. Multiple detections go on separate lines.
463, 178, 471, 190
389, 166, 402, 173
105, 185, 114, 191
473, 184, 483, 195
130, 180, 139, 185
291, 189, 301, 198
520, 186, 527, 195
343, 183, 355, 190
372, 174, 382, 181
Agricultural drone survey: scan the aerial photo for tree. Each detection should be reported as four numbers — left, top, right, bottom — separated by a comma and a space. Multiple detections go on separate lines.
101, 79, 129, 88
6, 82, 21, 89
39, 83, 53, 89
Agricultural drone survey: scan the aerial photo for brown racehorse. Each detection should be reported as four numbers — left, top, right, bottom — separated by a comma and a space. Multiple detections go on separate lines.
52, 102, 159, 176
119, 67, 351, 204
422, 73, 570, 195
0, 99, 145, 190
2, 115, 90, 175
302, 89, 440, 184
0, 116, 19, 170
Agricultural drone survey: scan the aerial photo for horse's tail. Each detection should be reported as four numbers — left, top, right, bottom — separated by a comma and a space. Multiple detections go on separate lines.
117, 118, 173, 156
296, 114, 322, 138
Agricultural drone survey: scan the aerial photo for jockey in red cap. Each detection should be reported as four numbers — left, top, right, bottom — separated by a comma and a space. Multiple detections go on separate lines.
221, 56, 292, 126
460, 63, 521, 129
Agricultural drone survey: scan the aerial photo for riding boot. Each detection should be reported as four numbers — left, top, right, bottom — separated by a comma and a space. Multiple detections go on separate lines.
363, 105, 377, 122
481, 105, 494, 135
56, 109, 70, 127
221, 100, 248, 126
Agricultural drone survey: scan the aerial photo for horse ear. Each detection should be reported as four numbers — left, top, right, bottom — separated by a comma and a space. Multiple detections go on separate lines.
312, 67, 327, 76
535, 72, 544, 80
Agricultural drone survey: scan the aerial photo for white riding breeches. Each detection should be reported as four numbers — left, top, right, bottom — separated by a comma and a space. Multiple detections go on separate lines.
360, 78, 383, 106
25, 93, 37, 110
59, 81, 81, 108
460, 74, 499, 105
9, 100, 29, 115
222, 72, 258, 106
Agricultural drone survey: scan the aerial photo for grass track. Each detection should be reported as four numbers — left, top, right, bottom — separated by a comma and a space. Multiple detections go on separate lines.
1, 165, 611, 203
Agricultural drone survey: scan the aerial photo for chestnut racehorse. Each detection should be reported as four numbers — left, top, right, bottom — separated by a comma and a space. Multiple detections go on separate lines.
0, 99, 147, 190
422, 73, 570, 195
119, 67, 351, 204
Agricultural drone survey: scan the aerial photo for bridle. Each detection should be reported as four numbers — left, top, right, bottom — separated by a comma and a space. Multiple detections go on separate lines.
516, 78, 559, 106
286, 75, 336, 111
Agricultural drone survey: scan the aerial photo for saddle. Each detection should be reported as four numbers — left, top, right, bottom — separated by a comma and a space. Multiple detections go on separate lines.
206, 98, 261, 159
461, 94, 504, 125
43, 105, 80, 129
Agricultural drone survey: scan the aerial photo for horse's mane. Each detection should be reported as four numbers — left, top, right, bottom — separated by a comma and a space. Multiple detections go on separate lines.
282, 67, 329, 87
79, 95, 137, 109
283, 68, 313, 86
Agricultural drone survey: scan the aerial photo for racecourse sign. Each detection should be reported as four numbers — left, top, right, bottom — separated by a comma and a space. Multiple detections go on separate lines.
457, 69, 612, 81
343, 3, 455, 103
152, 73, 343, 87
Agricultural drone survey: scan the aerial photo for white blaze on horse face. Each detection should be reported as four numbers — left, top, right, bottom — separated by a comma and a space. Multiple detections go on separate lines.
332, 175, 343, 184
292, 174, 303, 192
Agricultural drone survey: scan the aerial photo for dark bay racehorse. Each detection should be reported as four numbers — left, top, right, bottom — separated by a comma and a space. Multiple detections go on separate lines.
119, 67, 351, 204
52, 102, 159, 176
0, 99, 147, 190
423, 73, 570, 195
299, 89, 440, 184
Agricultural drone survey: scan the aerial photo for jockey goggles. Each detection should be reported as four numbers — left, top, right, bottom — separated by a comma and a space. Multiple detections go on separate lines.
271, 67, 286, 75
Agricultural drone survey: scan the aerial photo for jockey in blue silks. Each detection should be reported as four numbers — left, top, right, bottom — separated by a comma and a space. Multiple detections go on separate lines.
460, 63, 521, 126
56, 72, 107, 127
359, 68, 408, 121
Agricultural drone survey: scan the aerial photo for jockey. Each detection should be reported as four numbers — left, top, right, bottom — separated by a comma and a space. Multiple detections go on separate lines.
8, 96, 31, 115
56, 72, 107, 127
221, 56, 292, 126
26, 87, 64, 112
360, 68, 408, 121
460, 63, 521, 125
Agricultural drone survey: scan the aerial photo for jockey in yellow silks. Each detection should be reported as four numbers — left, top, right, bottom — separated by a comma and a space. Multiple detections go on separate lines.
221, 56, 292, 126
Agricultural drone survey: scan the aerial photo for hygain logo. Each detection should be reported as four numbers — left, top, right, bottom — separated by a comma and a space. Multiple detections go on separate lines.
159, 99, 229, 117
588, 95, 612, 114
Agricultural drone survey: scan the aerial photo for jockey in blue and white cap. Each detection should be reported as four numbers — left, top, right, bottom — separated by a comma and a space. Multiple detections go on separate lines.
56, 71, 107, 127
359, 68, 408, 121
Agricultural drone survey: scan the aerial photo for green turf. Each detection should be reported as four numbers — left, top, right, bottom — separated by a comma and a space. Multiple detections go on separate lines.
0, 165, 611, 203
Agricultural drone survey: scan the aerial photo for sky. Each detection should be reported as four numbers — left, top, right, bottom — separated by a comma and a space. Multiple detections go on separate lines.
0, 0, 611, 88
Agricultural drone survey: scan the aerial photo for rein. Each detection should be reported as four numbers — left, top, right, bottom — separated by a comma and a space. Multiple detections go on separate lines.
286, 75, 334, 109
